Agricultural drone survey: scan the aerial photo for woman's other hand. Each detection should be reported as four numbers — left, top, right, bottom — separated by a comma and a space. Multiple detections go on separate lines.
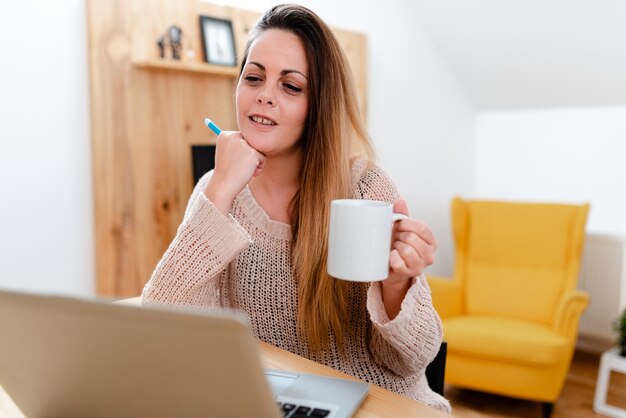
387, 199, 437, 284
380, 199, 437, 319
204, 131, 266, 214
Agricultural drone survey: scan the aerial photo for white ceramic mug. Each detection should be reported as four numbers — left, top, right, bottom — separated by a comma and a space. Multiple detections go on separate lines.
327, 199, 407, 282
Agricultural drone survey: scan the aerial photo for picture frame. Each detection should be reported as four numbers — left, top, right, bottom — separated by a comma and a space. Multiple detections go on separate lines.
199, 16, 237, 66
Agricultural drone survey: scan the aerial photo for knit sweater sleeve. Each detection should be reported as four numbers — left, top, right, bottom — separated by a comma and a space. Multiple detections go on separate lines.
141, 171, 252, 309
351, 159, 444, 377
367, 275, 444, 376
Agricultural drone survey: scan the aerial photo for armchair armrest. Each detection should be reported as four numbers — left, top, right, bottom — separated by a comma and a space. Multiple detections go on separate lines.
552, 290, 590, 339
426, 275, 463, 319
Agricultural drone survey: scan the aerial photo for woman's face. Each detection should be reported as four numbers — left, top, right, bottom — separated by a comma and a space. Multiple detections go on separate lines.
236, 29, 309, 159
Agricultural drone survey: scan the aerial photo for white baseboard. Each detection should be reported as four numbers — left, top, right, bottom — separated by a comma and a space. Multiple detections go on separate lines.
577, 333, 614, 354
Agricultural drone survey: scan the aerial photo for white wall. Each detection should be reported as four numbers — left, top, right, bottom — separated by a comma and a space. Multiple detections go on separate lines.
474, 107, 626, 236
0, 0, 94, 295
0, 0, 473, 296
371, 2, 475, 278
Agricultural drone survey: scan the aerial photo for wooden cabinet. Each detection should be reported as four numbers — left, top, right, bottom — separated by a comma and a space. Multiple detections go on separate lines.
87, 0, 368, 296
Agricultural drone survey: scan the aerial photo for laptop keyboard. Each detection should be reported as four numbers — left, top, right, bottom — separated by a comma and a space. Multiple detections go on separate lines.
278, 402, 331, 417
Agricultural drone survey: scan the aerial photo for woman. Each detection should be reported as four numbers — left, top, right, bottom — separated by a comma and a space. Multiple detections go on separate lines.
142, 4, 449, 412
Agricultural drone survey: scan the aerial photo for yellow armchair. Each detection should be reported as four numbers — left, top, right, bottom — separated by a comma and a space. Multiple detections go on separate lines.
428, 197, 589, 417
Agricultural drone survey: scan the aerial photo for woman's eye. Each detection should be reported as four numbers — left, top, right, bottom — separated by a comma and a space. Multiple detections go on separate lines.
244, 75, 262, 84
284, 83, 302, 93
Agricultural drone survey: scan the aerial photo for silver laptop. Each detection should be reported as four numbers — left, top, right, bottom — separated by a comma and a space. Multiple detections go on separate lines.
0, 289, 369, 418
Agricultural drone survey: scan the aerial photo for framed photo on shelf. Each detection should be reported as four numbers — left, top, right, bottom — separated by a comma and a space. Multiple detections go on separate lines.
199, 16, 237, 66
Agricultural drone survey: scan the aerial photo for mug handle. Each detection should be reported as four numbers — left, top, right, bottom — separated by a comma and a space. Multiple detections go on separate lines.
392, 213, 408, 222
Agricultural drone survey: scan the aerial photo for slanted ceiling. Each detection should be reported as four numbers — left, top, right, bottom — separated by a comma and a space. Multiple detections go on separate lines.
410, 0, 626, 109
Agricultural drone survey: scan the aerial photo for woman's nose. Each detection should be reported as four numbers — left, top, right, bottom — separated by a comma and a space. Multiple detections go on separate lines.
256, 87, 275, 106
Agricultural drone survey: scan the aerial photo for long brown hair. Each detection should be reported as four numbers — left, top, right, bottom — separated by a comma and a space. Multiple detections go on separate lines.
240, 4, 375, 354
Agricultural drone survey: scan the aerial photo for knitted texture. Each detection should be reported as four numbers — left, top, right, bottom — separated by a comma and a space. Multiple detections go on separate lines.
142, 159, 450, 412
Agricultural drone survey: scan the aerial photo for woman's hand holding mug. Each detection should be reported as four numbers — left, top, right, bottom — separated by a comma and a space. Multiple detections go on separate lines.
386, 199, 437, 285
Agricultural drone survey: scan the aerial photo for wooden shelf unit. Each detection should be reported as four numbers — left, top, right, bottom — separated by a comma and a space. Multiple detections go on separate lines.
88, 0, 368, 296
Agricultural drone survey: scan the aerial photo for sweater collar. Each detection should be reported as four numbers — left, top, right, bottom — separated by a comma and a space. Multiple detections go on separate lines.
236, 186, 292, 240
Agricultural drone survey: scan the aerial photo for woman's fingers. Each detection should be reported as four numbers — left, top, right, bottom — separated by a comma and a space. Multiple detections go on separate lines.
395, 231, 435, 265
205, 131, 266, 212
389, 249, 408, 273
387, 199, 437, 280
214, 131, 265, 182
394, 219, 437, 248
391, 241, 425, 275
388, 218, 436, 278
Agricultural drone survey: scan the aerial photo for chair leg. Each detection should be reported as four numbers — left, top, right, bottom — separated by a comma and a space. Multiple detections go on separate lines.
542, 402, 553, 418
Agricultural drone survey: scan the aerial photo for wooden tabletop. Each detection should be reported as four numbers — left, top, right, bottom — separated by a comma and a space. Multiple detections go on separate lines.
260, 340, 449, 417
0, 297, 449, 418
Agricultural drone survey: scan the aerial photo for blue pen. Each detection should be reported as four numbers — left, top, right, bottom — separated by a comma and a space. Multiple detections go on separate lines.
204, 118, 222, 135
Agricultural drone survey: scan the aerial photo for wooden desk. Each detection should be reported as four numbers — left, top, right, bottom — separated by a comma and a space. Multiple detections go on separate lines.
0, 297, 450, 418
260, 341, 449, 417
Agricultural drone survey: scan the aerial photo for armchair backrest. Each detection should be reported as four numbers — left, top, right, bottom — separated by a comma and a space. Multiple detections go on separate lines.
452, 197, 589, 325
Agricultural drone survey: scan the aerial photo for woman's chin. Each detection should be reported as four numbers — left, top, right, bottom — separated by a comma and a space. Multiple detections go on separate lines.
242, 136, 267, 153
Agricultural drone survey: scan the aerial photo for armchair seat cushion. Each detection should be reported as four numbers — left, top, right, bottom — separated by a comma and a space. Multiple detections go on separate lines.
444, 315, 568, 366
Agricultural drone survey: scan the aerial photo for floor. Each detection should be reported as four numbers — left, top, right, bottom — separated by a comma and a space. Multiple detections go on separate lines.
445, 350, 626, 417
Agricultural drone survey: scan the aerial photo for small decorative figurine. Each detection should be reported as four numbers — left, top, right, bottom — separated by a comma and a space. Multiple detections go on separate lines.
157, 35, 166, 59
156, 25, 184, 60
168, 25, 183, 60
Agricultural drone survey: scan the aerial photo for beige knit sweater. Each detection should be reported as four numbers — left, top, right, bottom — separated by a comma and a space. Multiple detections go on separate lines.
142, 159, 450, 413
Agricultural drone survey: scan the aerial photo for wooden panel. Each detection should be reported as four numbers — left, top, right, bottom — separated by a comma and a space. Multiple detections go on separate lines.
88, 0, 368, 296
334, 28, 369, 123
88, 0, 136, 295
